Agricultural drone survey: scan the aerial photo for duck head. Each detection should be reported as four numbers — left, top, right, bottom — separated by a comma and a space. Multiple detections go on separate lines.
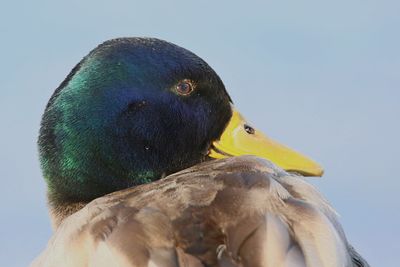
39, 38, 323, 205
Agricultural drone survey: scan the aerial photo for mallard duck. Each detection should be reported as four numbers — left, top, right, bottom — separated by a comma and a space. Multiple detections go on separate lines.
31, 38, 369, 267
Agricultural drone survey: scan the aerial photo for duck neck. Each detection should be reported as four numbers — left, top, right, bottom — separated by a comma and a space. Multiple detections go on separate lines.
47, 197, 87, 229
46, 169, 167, 229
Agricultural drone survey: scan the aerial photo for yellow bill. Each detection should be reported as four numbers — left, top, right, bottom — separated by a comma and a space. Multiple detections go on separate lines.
209, 106, 324, 176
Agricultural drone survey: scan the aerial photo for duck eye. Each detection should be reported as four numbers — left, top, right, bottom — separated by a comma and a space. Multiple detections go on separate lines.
244, 124, 255, 135
176, 80, 194, 95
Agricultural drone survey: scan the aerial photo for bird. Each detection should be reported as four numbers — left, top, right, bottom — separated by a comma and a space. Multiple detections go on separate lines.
31, 38, 369, 267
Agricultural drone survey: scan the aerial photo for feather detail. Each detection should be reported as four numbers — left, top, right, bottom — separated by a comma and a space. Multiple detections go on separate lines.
31, 156, 367, 267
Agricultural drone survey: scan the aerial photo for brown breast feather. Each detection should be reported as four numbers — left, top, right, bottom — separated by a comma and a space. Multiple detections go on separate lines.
31, 156, 367, 267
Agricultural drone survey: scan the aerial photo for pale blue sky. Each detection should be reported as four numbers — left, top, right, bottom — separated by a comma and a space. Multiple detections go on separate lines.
1, 1, 399, 266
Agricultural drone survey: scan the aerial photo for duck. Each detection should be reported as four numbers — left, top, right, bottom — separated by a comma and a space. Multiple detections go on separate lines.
31, 37, 369, 267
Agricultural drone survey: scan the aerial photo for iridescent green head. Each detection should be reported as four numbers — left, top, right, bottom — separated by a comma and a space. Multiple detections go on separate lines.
39, 38, 232, 205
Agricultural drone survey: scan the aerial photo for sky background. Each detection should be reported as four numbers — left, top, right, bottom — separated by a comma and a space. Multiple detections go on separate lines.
1, 1, 399, 266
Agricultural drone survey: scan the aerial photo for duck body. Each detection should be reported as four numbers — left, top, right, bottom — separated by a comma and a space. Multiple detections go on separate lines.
33, 38, 369, 266
32, 156, 367, 267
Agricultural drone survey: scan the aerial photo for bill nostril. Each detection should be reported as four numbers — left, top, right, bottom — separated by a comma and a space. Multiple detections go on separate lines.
244, 124, 255, 135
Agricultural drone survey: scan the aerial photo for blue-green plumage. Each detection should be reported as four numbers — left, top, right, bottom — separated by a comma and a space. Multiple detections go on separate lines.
39, 38, 232, 205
